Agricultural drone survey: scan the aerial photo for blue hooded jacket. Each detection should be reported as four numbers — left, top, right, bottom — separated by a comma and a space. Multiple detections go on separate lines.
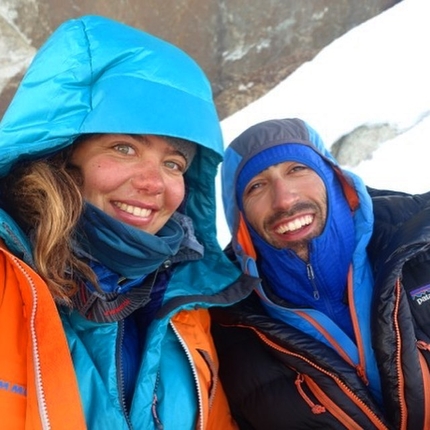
0, 15, 242, 430
221, 118, 382, 403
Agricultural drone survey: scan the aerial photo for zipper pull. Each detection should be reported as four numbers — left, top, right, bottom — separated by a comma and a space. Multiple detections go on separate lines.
306, 263, 320, 300
417, 340, 430, 351
152, 393, 164, 430
295, 374, 326, 414
355, 364, 369, 385
152, 371, 164, 430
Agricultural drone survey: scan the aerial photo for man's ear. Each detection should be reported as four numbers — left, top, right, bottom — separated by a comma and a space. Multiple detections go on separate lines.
237, 212, 257, 260
334, 166, 359, 211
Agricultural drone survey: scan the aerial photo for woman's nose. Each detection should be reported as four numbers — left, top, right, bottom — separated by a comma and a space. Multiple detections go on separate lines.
131, 164, 165, 194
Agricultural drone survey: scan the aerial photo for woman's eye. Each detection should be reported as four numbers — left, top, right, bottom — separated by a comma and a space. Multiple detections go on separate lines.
165, 160, 185, 172
114, 143, 135, 155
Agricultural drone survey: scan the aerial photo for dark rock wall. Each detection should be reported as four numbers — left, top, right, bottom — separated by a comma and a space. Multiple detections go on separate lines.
0, 0, 401, 119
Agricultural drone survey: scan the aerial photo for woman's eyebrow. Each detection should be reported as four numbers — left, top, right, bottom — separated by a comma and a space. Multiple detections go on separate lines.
127, 134, 149, 143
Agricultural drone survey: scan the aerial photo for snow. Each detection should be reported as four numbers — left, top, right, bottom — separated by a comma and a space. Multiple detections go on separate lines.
217, 0, 430, 247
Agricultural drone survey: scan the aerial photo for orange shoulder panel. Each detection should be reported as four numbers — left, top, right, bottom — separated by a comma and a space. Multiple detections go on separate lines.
172, 309, 238, 430
0, 248, 86, 429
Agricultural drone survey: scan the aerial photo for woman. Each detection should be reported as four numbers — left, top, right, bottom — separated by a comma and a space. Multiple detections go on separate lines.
0, 15, 250, 429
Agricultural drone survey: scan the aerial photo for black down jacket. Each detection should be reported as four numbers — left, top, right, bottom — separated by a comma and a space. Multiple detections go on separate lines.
212, 188, 430, 430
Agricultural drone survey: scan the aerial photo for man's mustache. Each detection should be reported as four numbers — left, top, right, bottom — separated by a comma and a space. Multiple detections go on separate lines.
264, 202, 318, 228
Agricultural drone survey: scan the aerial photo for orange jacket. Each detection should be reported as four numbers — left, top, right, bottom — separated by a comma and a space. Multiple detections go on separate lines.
171, 309, 238, 430
0, 246, 86, 429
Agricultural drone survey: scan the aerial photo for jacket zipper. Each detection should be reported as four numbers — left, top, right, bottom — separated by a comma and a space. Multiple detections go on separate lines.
197, 349, 218, 411
344, 268, 368, 384
299, 373, 375, 429
300, 266, 369, 385
151, 371, 164, 430
392, 278, 407, 430
293, 310, 359, 369
306, 263, 320, 300
417, 350, 430, 429
170, 321, 204, 430
12, 256, 51, 429
295, 374, 326, 414
245, 324, 389, 429
116, 320, 133, 429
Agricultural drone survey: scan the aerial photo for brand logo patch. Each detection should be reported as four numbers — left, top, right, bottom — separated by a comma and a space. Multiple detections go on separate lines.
410, 284, 430, 306
0, 379, 27, 396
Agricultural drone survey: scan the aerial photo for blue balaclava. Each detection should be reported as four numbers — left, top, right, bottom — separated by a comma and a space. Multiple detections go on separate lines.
237, 143, 356, 339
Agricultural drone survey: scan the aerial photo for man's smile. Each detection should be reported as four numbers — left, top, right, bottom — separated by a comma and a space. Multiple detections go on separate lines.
274, 214, 314, 234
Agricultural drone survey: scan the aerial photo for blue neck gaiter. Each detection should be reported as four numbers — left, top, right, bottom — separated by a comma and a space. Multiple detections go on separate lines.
77, 203, 184, 279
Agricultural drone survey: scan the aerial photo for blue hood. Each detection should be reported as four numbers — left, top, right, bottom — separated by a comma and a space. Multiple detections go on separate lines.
222, 118, 373, 263
0, 15, 222, 171
0, 15, 229, 273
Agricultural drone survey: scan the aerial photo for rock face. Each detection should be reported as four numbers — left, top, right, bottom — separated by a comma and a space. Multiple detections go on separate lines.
0, 0, 401, 120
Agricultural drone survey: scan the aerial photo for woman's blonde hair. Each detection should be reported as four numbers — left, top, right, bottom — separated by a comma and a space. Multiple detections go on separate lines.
0, 142, 97, 304
0, 134, 195, 304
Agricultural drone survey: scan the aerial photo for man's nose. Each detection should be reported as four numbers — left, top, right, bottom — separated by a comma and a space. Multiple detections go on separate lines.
131, 163, 165, 194
271, 178, 299, 210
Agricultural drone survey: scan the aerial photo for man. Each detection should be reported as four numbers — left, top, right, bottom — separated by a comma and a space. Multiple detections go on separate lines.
212, 118, 430, 429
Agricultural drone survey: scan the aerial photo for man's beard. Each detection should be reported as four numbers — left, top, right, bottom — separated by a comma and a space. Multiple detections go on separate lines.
263, 201, 325, 257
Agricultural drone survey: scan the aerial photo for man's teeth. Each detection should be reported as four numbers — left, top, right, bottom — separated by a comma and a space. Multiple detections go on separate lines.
114, 202, 151, 218
276, 215, 313, 233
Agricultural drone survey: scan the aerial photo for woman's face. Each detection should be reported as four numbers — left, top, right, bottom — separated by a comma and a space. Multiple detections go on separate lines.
70, 134, 187, 234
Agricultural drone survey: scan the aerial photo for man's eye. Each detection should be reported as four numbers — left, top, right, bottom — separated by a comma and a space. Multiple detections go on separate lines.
290, 164, 307, 173
114, 144, 135, 155
246, 182, 262, 194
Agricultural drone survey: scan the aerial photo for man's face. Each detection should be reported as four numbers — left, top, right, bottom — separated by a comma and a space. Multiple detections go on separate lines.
242, 161, 327, 261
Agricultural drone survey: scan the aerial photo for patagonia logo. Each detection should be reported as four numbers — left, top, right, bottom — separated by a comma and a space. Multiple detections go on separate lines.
410, 284, 430, 306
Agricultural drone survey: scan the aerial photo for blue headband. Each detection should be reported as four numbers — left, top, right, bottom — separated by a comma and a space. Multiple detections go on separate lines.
236, 143, 333, 210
